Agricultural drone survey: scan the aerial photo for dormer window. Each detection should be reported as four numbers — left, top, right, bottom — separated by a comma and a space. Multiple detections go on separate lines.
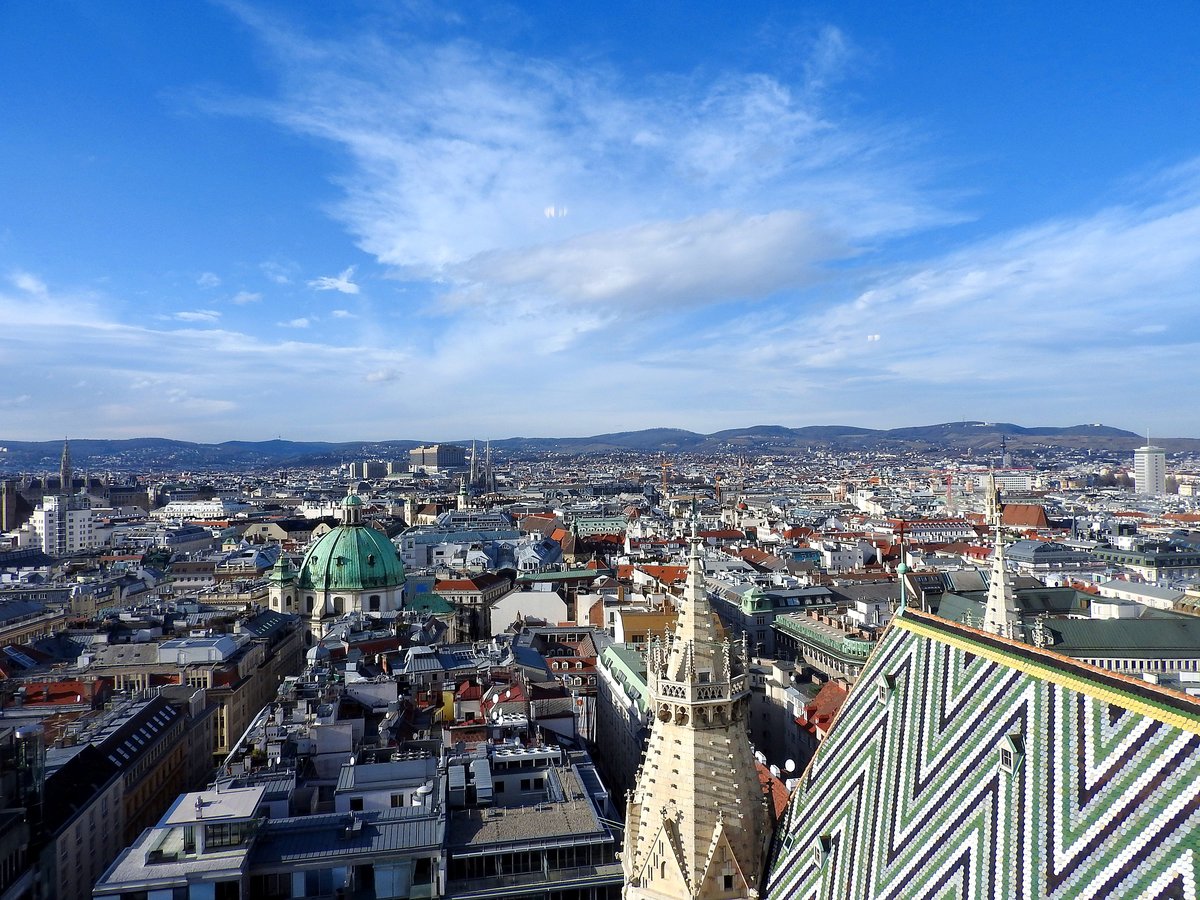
1000, 732, 1025, 774
815, 834, 833, 865
875, 673, 896, 706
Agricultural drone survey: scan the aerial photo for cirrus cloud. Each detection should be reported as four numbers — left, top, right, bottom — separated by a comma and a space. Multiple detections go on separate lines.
308, 266, 360, 294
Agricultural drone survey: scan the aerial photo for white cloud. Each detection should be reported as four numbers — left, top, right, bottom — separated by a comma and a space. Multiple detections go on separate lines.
0, 394, 31, 408
685, 165, 1200, 427
11, 271, 47, 295
225, 15, 944, 333
331, 309, 356, 318
364, 368, 401, 383
197, 271, 222, 288
455, 209, 847, 311
231, 291, 262, 304
173, 309, 222, 323
260, 260, 295, 284
279, 317, 311, 328
307, 266, 360, 294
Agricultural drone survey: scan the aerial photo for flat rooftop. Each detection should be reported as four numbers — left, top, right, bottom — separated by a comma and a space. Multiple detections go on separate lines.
162, 785, 266, 826
446, 767, 607, 851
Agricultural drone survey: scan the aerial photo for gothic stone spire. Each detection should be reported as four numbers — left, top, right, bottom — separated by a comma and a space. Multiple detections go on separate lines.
623, 523, 770, 899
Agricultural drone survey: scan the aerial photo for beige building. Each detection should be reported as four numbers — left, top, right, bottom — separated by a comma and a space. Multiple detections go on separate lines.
84, 611, 304, 761
623, 528, 771, 899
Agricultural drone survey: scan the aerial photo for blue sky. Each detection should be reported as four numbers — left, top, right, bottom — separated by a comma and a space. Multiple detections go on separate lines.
3, 1, 1199, 442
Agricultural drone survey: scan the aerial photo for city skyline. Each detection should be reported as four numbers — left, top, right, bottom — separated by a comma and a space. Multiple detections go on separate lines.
3, 2, 1200, 441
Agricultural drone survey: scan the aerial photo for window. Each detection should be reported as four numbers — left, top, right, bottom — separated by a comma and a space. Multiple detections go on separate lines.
1000, 733, 1024, 774
390, 794, 404, 808
816, 834, 833, 865
349, 797, 364, 811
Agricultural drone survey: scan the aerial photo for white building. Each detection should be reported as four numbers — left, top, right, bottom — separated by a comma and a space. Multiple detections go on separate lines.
29, 493, 100, 556
152, 498, 252, 520
992, 472, 1033, 493
488, 589, 567, 635
1134, 444, 1167, 495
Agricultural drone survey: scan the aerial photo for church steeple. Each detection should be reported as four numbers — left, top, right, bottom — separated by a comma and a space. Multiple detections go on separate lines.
982, 475, 1020, 638
59, 438, 72, 497
623, 521, 770, 899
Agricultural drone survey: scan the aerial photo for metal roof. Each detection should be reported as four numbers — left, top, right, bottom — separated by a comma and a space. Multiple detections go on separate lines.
250, 808, 444, 867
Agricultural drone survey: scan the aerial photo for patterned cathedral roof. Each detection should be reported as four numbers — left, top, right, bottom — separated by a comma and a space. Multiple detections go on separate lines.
764, 607, 1200, 899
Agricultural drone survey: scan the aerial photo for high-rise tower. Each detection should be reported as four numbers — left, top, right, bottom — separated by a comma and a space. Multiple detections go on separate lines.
1133, 443, 1167, 495
622, 525, 769, 899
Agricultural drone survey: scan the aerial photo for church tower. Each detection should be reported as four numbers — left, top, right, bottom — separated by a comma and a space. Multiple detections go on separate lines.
982, 472, 1020, 638
59, 439, 72, 497
623, 524, 770, 899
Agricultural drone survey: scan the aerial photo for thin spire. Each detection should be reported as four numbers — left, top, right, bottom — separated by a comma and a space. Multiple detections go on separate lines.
983, 520, 1021, 638
666, 519, 722, 678
59, 438, 72, 497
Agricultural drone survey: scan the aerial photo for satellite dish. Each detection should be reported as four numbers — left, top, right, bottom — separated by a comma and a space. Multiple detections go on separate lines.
785, 759, 796, 773
504, 689, 511, 700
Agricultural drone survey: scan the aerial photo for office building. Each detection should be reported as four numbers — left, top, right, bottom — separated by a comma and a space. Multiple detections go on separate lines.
1134, 443, 1167, 495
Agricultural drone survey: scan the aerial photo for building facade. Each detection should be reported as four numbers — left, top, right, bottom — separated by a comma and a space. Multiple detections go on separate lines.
1134, 444, 1167, 495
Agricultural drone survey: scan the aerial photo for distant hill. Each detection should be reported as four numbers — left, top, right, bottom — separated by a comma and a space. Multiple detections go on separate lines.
1, 422, 1193, 473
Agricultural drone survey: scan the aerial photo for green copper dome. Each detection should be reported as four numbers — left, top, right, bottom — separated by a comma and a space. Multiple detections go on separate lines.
297, 496, 405, 592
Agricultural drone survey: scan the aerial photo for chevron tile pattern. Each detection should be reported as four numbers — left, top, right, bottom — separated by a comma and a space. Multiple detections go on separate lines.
764, 610, 1200, 900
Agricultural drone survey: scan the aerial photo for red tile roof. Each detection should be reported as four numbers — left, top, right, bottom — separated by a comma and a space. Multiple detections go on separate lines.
637, 564, 688, 585
756, 762, 791, 822
455, 679, 483, 701
803, 680, 848, 733
1001, 504, 1049, 528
